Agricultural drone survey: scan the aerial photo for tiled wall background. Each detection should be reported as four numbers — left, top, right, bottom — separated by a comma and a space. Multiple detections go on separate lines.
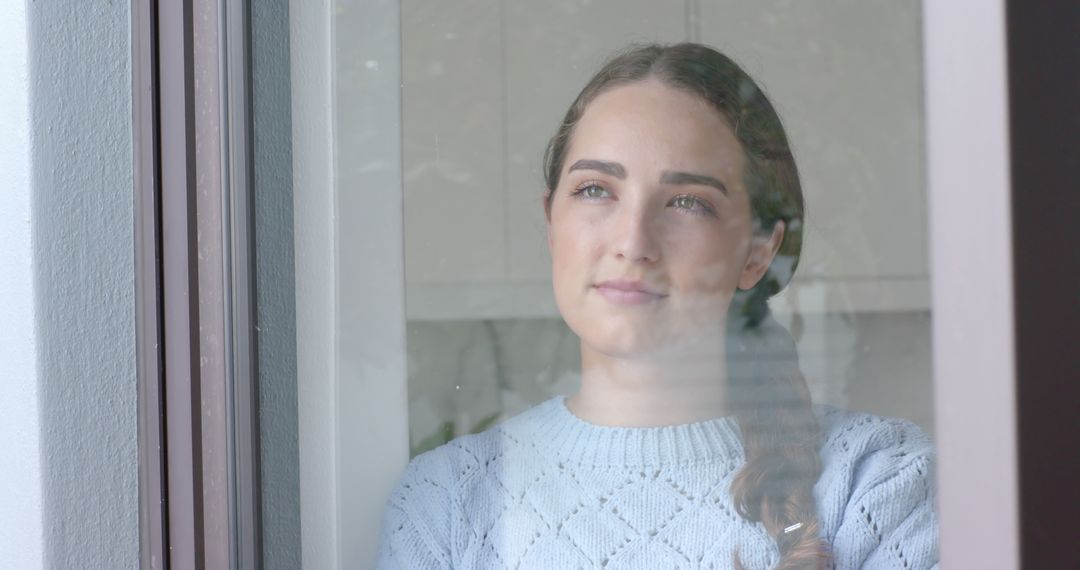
406, 311, 933, 453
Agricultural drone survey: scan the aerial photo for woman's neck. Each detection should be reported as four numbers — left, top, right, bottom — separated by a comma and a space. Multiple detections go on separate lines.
567, 339, 729, 428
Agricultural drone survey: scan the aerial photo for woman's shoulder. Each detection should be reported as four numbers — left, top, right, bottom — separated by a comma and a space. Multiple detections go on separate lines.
812, 403, 933, 509
812, 406, 939, 568
393, 400, 552, 493
377, 411, 539, 568
816, 404, 933, 463
394, 427, 510, 495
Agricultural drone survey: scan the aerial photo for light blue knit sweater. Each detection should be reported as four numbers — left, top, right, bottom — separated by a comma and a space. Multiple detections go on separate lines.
375, 396, 938, 569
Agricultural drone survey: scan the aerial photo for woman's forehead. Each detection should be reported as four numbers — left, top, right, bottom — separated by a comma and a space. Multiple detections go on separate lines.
565, 80, 746, 179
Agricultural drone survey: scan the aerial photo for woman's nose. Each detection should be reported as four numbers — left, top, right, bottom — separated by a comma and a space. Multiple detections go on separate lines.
611, 203, 661, 263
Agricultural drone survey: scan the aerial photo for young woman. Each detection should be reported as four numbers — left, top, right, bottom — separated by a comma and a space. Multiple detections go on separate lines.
376, 43, 937, 570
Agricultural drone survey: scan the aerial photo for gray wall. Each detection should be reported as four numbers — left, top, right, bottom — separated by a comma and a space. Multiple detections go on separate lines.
27, 2, 138, 569
253, 1, 302, 567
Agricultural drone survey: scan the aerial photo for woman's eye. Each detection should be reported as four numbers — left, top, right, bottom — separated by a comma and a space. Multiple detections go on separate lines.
573, 183, 610, 199
671, 195, 714, 215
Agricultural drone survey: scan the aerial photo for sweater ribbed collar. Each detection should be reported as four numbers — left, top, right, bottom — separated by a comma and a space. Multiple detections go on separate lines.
510, 395, 745, 469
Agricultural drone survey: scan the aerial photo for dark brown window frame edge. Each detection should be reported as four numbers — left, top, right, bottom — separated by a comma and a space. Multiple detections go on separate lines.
134, 0, 262, 568
1006, 1, 1080, 568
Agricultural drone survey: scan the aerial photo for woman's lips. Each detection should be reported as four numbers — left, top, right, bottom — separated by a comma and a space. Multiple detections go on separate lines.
592, 280, 668, 305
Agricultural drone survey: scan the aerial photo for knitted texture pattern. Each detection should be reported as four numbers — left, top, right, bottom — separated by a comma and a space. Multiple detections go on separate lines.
375, 396, 938, 569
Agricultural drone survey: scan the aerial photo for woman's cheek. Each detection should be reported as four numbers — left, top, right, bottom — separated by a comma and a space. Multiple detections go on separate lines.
550, 234, 576, 275
555, 218, 593, 263
699, 254, 741, 286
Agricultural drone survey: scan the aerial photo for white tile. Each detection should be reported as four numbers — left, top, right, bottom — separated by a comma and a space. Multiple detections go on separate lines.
403, 0, 507, 283
698, 0, 927, 281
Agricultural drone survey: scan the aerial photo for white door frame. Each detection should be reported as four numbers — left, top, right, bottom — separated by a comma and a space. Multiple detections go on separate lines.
290, 0, 409, 567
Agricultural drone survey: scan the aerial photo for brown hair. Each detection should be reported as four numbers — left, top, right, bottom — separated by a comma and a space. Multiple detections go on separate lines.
542, 43, 828, 569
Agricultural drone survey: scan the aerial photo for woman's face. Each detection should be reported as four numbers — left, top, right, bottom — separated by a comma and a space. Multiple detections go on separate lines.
547, 79, 781, 358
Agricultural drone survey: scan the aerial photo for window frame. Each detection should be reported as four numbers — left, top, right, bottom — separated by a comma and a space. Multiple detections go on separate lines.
1004, 1, 1080, 566
134, 0, 1080, 568
133, 0, 262, 567
924, 1, 1018, 566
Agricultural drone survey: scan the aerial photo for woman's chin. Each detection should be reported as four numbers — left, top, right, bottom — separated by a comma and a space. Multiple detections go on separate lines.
573, 318, 729, 361
584, 339, 656, 359
576, 324, 676, 359
560, 297, 730, 358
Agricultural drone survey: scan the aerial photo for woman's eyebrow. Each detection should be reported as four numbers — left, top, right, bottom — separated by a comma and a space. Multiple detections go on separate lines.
660, 171, 729, 195
567, 159, 626, 179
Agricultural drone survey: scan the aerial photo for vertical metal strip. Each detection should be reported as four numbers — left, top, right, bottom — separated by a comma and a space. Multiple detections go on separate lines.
158, 0, 206, 567
141, 0, 261, 567
222, 0, 264, 566
134, 0, 169, 566
191, 0, 231, 565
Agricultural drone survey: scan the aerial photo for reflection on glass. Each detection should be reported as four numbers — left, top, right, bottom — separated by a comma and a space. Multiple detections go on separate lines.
379, 38, 937, 569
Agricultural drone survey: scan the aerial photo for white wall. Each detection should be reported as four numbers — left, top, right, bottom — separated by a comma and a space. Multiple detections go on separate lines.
402, 0, 929, 320
0, 1, 42, 567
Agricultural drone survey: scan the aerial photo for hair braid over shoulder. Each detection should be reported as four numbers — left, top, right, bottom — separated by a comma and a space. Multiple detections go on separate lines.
728, 306, 828, 570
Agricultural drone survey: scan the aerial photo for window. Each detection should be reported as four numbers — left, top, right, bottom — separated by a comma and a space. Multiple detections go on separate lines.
134, 1, 1080, 568
289, 2, 947, 567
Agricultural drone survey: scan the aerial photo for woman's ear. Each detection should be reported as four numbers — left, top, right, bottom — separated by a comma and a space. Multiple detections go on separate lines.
738, 220, 785, 290
543, 190, 554, 250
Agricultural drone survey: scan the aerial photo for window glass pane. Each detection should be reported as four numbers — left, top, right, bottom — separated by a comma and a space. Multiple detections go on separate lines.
268, 2, 940, 568
396, 2, 936, 569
